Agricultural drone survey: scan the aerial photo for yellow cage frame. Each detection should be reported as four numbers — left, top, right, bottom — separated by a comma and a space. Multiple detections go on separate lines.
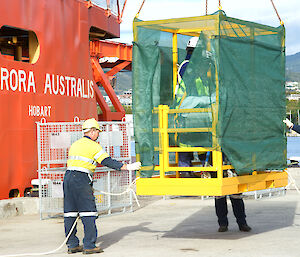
134, 12, 288, 196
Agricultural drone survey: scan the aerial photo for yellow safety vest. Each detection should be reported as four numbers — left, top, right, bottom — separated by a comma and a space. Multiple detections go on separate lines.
175, 60, 209, 108
175, 60, 209, 150
67, 137, 109, 175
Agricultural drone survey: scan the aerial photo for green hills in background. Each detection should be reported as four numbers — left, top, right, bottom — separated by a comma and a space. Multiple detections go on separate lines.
286, 52, 300, 82
114, 52, 300, 94
114, 70, 132, 94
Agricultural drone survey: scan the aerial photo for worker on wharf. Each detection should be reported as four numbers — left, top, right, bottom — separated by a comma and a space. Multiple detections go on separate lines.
63, 118, 141, 254
215, 192, 252, 232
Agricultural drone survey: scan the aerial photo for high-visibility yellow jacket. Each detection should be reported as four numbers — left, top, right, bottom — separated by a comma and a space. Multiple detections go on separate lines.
67, 136, 109, 175
175, 59, 209, 149
175, 59, 209, 108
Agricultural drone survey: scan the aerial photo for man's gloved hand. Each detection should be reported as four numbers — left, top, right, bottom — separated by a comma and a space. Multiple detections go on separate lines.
283, 118, 293, 129
126, 162, 141, 171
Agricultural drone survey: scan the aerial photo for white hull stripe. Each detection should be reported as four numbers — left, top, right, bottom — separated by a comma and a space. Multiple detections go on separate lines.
64, 212, 78, 217
94, 149, 106, 161
79, 212, 98, 217
69, 155, 97, 166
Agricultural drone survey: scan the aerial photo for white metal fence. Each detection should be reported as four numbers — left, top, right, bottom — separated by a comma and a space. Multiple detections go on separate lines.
36, 119, 133, 219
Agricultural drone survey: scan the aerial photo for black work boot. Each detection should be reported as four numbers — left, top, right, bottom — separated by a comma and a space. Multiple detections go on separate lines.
218, 225, 228, 232
239, 224, 252, 232
68, 245, 83, 254
83, 247, 104, 255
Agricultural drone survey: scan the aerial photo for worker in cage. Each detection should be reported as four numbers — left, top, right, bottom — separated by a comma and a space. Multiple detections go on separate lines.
174, 35, 251, 233
63, 118, 141, 254
174, 34, 211, 177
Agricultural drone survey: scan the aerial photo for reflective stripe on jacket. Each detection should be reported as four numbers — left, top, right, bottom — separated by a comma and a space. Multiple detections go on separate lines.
67, 137, 109, 174
175, 60, 209, 107
175, 58, 209, 149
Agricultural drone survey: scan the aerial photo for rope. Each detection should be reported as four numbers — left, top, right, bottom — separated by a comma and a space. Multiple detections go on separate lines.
270, 0, 284, 25
206, 0, 208, 15
135, 0, 146, 19
0, 216, 80, 257
218, 0, 222, 10
0, 178, 141, 257
94, 177, 141, 207
120, 0, 128, 20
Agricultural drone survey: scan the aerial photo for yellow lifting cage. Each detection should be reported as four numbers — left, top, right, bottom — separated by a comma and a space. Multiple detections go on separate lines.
132, 10, 288, 196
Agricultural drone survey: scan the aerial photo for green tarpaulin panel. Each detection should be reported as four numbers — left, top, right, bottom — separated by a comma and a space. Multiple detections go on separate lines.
133, 11, 286, 177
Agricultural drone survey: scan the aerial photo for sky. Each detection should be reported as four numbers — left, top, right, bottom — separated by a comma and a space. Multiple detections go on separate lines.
114, 0, 300, 55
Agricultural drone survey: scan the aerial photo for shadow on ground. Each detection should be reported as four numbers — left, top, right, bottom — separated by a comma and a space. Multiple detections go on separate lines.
162, 200, 297, 240
97, 222, 162, 249
97, 199, 297, 248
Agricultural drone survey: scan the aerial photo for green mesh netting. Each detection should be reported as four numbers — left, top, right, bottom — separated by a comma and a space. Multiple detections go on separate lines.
170, 32, 216, 150
133, 11, 286, 177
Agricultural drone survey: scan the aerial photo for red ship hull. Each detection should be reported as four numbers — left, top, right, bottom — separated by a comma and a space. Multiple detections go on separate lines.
0, 0, 120, 199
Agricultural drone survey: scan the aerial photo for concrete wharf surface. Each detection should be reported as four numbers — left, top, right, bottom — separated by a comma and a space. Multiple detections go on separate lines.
1, 168, 300, 257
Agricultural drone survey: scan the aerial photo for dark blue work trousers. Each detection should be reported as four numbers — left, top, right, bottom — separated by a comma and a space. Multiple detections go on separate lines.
215, 195, 247, 226
63, 170, 98, 250
178, 152, 193, 167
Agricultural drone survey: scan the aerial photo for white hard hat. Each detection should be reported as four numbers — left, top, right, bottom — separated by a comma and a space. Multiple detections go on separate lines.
82, 118, 101, 131
187, 37, 199, 48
